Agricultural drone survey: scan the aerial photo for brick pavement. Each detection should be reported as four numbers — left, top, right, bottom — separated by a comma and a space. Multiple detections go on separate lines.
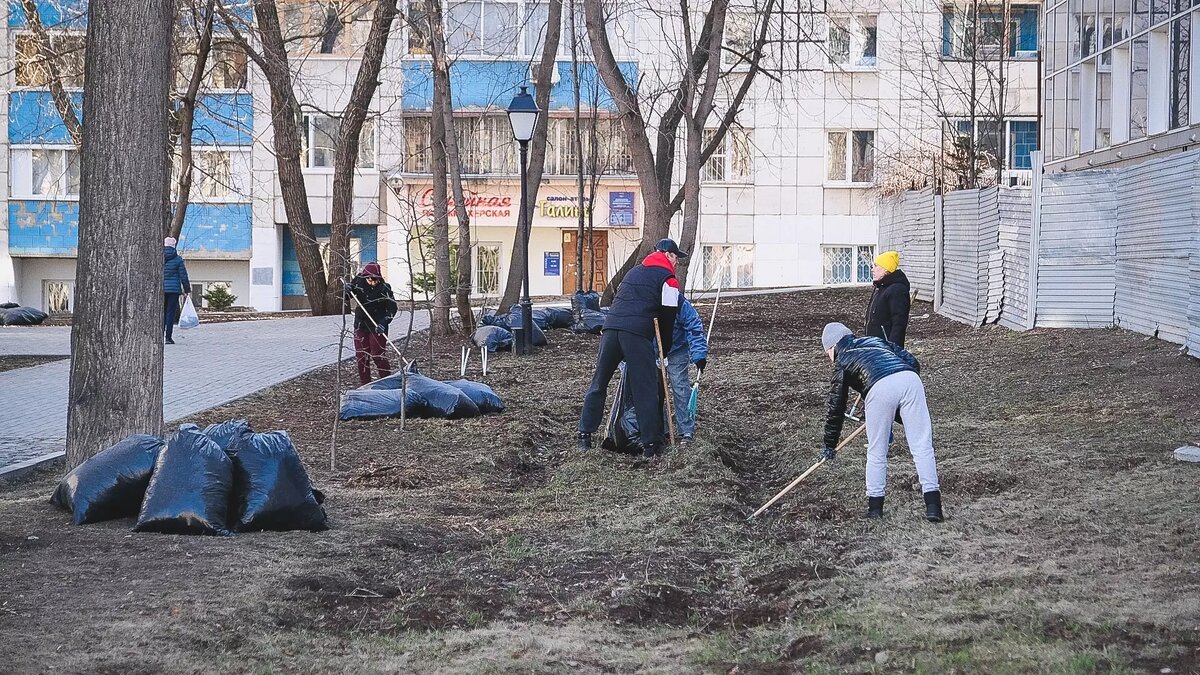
0, 311, 429, 474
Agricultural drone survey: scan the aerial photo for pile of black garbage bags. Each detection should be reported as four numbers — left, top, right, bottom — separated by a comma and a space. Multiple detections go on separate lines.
472, 290, 607, 353
339, 364, 505, 421
0, 302, 49, 326
50, 420, 327, 536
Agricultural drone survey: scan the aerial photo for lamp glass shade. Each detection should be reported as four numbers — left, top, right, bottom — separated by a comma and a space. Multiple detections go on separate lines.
506, 86, 540, 142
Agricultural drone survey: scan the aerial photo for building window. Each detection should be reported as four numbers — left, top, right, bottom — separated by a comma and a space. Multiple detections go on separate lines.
197, 151, 233, 198
942, 6, 1038, 60
827, 130, 874, 183
1170, 15, 1190, 130
400, 115, 633, 176
302, 115, 375, 169
823, 245, 874, 284
700, 244, 754, 288
44, 280, 74, 313
281, 1, 375, 56
702, 128, 753, 182
724, 11, 755, 66
317, 236, 363, 276
476, 243, 502, 295
15, 33, 86, 88
1130, 36, 1150, 140
828, 15, 877, 67
1010, 120, 1038, 169
30, 149, 81, 197
208, 42, 249, 89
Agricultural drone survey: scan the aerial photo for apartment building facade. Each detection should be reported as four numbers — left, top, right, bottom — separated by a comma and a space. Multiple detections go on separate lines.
0, 0, 1043, 311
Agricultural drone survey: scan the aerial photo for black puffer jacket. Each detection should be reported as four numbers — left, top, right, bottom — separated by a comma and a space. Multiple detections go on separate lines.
865, 269, 911, 347
345, 276, 398, 332
823, 335, 920, 449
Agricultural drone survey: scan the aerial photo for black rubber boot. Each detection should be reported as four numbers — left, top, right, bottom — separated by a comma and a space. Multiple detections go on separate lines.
924, 491, 944, 523
865, 496, 884, 519
641, 443, 661, 460
577, 433, 593, 451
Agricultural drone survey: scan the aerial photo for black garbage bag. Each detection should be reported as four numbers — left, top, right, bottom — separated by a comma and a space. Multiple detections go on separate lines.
480, 311, 511, 330
339, 388, 416, 420
0, 302, 17, 309
0, 306, 49, 326
530, 308, 554, 330
573, 308, 608, 335
507, 307, 548, 346
202, 419, 253, 455
444, 379, 505, 413
472, 325, 513, 352
572, 290, 601, 313
49, 434, 165, 525
543, 307, 575, 329
359, 372, 480, 418
229, 431, 327, 532
601, 364, 665, 454
407, 374, 480, 418
134, 429, 233, 535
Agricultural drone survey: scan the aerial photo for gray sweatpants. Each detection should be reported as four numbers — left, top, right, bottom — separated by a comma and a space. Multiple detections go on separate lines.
863, 370, 940, 497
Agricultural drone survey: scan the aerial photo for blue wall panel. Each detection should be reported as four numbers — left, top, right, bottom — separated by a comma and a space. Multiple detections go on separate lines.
8, 200, 78, 255
7, 200, 251, 257
401, 60, 637, 112
9, 91, 83, 144
10, 91, 251, 146
178, 203, 253, 257
282, 225, 379, 297
193, 94, 254, 146
8, 0, 88, 29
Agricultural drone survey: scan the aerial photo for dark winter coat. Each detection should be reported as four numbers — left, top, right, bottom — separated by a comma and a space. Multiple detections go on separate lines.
603, 251, 681, 353
163, 246, 191, 295
865, 269, 911, 347
822, 335, 920, 449
345, 275, 398, 333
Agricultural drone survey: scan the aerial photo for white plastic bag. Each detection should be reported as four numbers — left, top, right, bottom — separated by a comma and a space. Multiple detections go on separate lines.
178, 296, 200, 330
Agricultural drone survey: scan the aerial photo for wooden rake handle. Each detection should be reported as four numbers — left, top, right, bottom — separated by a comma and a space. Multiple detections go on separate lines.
746, 422, 867, 521
653, 318, 677, 447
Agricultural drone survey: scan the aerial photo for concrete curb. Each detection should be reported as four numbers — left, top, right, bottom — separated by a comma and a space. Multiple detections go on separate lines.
0, 451, 64, 481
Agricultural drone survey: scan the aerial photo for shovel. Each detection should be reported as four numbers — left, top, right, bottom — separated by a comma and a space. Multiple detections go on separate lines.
687, 285, 722, 419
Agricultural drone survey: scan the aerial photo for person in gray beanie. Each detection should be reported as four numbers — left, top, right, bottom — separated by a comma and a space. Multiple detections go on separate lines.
819, 322, 943, 522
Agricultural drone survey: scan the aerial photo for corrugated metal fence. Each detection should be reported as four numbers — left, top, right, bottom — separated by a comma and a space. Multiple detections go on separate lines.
877, 149, 1200, 355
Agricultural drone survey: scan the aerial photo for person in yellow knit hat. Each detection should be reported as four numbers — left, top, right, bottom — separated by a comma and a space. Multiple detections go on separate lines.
865, 250, 911, 347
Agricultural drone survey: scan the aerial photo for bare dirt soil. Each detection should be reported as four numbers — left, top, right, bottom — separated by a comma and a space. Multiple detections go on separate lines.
0, 355, 66, 373
2, 287, 1198, 674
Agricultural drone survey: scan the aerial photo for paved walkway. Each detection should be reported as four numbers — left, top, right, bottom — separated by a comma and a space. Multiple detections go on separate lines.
0, 311, 429, 474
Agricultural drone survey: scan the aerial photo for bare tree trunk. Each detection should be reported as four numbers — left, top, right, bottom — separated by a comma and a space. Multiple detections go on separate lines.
569, 0, 585, 295
325, 0, 399, 310
428, 68, 454, 336
216, 1, 330, 312
19, 0, 83, 147
425, 0, 473, 334
969, 0, 979, 188
66, 0, 175, 469
168, 0, 217, 240
497, 0, 562, 314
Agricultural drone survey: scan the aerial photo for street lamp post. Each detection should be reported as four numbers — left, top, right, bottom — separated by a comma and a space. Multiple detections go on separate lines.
507, 86, 540, 356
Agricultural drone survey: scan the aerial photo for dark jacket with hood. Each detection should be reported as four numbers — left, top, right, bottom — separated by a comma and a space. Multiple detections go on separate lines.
865, 269, 911, 347
163, 246, 190, 295
345, 262, 398, 332
603, 250, 681, 353
822, 335, 920, 449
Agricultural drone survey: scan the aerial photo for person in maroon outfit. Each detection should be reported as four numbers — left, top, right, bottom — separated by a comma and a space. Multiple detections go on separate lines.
344, 262, 398, 385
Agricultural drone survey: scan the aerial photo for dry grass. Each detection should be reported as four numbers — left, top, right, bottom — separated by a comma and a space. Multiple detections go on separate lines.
2, 287, 1198, 673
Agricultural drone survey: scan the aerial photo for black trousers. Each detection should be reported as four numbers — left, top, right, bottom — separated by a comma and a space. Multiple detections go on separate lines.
579, 328, 663, 447
163, 293, 181, 340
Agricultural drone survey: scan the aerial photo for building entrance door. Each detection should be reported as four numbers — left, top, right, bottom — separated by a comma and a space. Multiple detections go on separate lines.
561, 230, 608, 294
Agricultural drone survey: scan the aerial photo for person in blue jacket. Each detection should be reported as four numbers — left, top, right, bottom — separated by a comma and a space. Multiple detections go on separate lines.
162, 236, 191, 345
664, 296, 708, 442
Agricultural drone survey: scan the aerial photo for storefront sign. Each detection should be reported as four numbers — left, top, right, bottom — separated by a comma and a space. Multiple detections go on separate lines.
544, 252, 561, 276
609, 191, 636, 227
419, 188, 512, 219
537, 195, 592, 219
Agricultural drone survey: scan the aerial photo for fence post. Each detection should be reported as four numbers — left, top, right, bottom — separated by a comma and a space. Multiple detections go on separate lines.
1026, 150, 1044, 330
933, 193, 944, 312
